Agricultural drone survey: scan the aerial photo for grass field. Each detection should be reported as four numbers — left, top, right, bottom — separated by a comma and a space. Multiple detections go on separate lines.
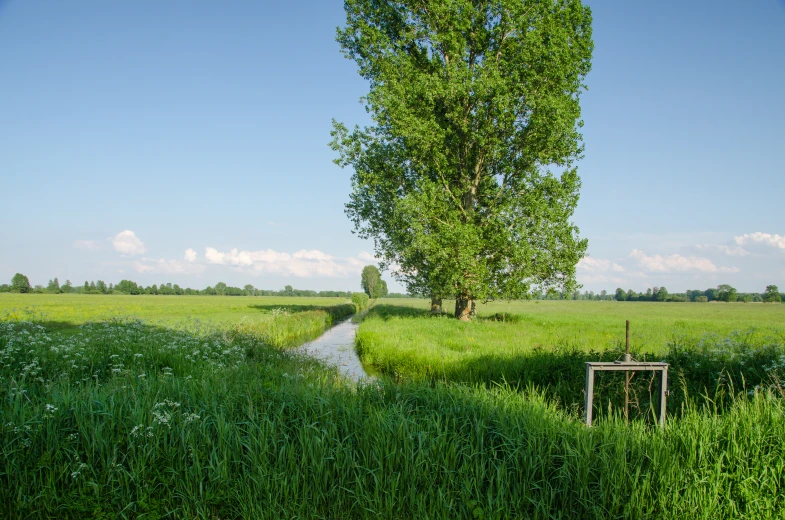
0, 293, 350, 328
357, 299, 785, 416
1, 295, 784, 517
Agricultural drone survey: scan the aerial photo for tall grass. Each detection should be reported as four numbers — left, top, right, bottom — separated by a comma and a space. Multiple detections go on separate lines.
2, 313, 785, 517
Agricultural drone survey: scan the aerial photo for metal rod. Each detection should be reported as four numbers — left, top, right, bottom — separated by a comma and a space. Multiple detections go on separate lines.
584, 364, 594, 426
624, 320, 630, 422
658, 368, 668, 429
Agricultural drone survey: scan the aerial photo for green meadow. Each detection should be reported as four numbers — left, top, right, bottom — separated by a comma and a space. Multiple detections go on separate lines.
358, 299, 785, 416
0, 293, 350, 328
1, 294, 784, 518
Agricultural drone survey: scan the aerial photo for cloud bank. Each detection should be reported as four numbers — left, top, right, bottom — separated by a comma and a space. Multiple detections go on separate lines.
203, 247, 365, 277
734, 232, 785, 251
629, 249, 738, 274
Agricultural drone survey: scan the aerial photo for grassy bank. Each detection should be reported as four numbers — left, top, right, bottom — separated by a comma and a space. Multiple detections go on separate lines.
2, 318, 784, 518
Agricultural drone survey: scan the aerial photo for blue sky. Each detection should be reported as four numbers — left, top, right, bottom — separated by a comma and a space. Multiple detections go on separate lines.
1, 0, 783, 294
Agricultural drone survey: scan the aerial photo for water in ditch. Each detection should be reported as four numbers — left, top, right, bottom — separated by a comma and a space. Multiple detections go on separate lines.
296, 317, 371, 381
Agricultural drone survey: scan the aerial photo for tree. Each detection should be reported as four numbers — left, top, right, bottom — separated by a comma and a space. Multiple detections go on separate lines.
116, 280, 139, 294
214, 282, 227, 296
61, 280, 73, 294
763, 285, 781, 303
333, 0, 593, 320
380, 280, 389, 297
614, 288, 626, 301
11, 273, 32, 293
361, 265, 384, 299
717, 284, 737, 303
46, 277, 61, 293
654, 286, 668, 302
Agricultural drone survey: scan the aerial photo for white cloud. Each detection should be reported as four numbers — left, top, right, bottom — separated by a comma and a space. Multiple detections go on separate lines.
112, 230, 146, 255
695, 244, 750, 257
629, 249, 739, 273
577, 257, 624, 273
73, 240, 101, 250
203, 246, 366, 278
358, 251, 376, 262
734, 232, 785, 251
133, 258, 205, 275
184, 248, 197, 263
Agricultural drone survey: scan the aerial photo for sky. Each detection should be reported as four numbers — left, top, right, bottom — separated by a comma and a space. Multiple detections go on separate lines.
1, 0, 783, 294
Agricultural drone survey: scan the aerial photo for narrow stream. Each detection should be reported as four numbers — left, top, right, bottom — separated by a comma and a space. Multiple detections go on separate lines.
296, 317, 371, 381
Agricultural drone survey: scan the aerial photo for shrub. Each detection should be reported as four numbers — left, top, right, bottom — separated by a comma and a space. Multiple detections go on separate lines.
351, 292, 370, 312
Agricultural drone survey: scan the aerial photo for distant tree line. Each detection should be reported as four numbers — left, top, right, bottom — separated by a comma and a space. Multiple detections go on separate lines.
533, 284, 783, 303
0, 273, 410, 298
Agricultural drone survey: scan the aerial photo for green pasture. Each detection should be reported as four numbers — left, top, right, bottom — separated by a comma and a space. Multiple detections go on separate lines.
367, 298, 785, 352
357, 299, 785, 415
0, 293, 350, 330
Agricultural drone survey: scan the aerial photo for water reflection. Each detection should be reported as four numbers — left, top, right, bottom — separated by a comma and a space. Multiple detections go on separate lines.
297, 318, 371, 381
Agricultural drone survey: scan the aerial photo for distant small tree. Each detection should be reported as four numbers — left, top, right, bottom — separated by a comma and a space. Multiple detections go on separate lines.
244, 284, 255, 296
763, 285, 781, 303
214, 282, 227, 296
696, 296, 708, 302
614, 288, 626, 301
351, 292, 370, 312
96, 280, 107, 294
61, 280, 73, 294
46, 277, 61, 293
11, 273, 32, 293
380, 280, 389, 297
0, 284, 10, 293
655, 287, 668, 302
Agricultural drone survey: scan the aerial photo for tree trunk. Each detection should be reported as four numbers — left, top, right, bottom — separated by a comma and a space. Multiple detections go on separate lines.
454, 295, 474, 321
430, 296, 443, 314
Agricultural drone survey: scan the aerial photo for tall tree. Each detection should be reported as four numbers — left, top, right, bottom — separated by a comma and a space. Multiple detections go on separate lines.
333, 0, 593, 320
361, 265, 383, 299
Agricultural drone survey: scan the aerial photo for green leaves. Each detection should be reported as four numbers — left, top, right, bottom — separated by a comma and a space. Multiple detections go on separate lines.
334, 0, 593, 313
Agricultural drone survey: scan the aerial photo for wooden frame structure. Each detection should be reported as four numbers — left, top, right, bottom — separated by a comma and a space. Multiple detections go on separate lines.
584, 361, 669, 428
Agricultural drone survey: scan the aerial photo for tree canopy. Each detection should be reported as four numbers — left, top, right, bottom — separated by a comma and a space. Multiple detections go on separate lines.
332, 0, 593, 319
11, 273, 31, 293
361, 265, 385, 298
